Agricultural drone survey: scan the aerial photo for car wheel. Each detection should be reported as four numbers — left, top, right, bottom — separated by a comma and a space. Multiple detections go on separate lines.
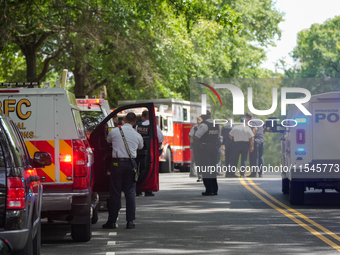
282, 178, 289, 194
159, 149, 174, 173
13, 225, 33, 255
71, 222, 92, 242
92, 204, 99, 224
289, 181, 305, 205
33, 219, 41, 255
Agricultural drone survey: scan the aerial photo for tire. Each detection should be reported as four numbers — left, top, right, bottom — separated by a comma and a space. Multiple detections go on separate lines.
289, 181, 305, 205
282, 178, 289, 195
13, 224, 33, 255
71, 222, 92, 242
33, 219, 41, 255
92, 204, 99, 224
179, 166, 190, 172
159, 149, 174, 173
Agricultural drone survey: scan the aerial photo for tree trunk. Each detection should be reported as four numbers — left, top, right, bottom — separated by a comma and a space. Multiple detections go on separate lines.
24, 42, 37, 82
73, 63, 87, 98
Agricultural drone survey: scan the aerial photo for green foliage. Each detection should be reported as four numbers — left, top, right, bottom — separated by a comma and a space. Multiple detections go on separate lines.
0, 0, 283, 106
286, 16, 340, 80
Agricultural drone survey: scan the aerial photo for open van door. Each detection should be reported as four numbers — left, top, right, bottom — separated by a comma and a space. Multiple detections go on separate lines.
90, 103, 159, 206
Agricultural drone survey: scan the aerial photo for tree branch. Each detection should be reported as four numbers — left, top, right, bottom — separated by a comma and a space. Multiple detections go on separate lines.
36, 47, 64, 81
87, 79, 108, 95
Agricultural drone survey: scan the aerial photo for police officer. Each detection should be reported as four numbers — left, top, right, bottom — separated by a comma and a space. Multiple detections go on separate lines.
188, 116, 203, 181
194, 110, 220, 196
136, 110, 164, 196
102, 112, 143, 229
246, 112, 265, 177
229, 118, 254, 177
221, 118, 235, 177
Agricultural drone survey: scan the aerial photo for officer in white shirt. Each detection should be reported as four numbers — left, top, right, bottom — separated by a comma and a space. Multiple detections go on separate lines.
229, 118, 254, 177
102, 112, 143, 229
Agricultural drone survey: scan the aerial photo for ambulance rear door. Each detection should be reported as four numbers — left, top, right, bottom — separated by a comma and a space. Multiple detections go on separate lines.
0, 90, 59, 184
90, 103, 159, 194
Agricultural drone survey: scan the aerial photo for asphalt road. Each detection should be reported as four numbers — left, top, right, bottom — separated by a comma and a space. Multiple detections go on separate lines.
41, 171, 340, 255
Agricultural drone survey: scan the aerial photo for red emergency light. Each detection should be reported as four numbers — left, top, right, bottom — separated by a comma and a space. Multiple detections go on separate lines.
76, 99, 104, 105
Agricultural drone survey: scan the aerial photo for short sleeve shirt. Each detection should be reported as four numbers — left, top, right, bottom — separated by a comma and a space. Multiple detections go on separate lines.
229, 125, 254, 142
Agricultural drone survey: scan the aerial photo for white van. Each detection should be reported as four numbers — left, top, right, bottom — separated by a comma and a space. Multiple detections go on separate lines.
270, 91, 340, 205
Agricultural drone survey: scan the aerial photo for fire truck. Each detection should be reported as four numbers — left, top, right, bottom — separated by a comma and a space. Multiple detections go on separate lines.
118, 99, 209, 173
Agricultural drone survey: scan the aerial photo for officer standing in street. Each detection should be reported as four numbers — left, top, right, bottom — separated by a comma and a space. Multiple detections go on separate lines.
221, 118, 235, 177
102, 112, 144, 229
194, 110, 220, 196
136, 110, 164, 196
229, 118, 254, 177
188, 116, 203, 181
246, 112, 265, 177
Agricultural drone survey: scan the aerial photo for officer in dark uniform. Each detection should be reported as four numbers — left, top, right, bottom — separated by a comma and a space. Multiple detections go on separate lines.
195, 110, 220, 196
221, 118, 235, 177
102, 112, 143, 229
136, 110, 164, 196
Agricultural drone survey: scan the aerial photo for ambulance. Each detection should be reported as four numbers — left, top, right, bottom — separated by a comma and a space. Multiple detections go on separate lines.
0, 76, 95, 242
118, 99, 208, 173
269, 91, 340, 205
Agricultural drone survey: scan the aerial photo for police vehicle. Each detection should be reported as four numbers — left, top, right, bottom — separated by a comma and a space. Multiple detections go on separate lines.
0, 73, 96, 242
270, 91, 340, 205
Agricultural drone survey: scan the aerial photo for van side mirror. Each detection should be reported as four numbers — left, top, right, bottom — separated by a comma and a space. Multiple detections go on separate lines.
32, 152, 52, 168
265, 117, 284, 133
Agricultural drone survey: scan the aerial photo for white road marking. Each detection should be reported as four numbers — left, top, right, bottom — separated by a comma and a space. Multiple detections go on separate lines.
109, 232, 117, 236
107, 241, 116, 245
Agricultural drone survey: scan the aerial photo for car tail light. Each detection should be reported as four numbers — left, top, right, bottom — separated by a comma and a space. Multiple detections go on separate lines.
296, 129, 305, 144
7, 177, 25, 209
73, 140, 88, 189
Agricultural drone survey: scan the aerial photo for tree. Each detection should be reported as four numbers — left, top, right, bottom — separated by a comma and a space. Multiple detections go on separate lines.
287, 16, 340, 79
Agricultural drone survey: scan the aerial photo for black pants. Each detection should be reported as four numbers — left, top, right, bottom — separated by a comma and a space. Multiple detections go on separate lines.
231, 142, 249, 176
108, 161, 136, 223
249, 141, 264, 175
202, 172, 218, 194
198, 143, 219, 194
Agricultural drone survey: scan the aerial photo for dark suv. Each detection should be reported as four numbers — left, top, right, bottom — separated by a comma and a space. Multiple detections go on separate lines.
0, 113, 52, 254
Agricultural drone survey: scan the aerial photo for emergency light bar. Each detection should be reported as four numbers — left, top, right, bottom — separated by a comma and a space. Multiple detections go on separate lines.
0, 82, 40, 88
76, 99, 104, 104
295, 117, 307, 124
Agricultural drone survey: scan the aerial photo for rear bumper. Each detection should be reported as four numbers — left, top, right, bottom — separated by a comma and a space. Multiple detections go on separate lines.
0, 228, 29, 252
42, 190, 90, 212
42, 189, 92, 224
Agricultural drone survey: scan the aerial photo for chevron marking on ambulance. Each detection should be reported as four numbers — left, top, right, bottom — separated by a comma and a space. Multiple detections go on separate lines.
25, 140, 55, 183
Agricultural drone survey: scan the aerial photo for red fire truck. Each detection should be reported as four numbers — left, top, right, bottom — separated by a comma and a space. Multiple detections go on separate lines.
118, 99, 210, 173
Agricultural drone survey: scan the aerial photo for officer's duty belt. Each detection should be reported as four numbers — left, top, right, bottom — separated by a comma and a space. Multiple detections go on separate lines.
112, 158, 133, 162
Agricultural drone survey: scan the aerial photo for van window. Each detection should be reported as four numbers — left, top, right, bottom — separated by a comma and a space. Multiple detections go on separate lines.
72, 110, 87, 139
80, 111, 106, 133
183, 108, 188, 121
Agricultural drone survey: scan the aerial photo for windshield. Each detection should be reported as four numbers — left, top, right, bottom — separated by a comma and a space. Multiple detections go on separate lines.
80, 111, 106, 133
